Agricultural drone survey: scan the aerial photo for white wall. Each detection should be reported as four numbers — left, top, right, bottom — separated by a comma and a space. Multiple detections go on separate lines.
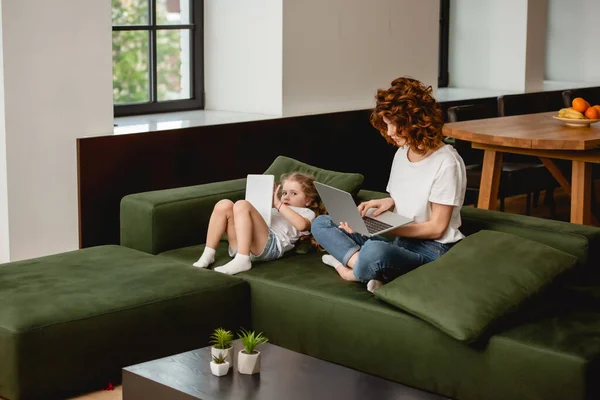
0, 0, 9, 262
546, 0, 600, 83
282, 0, 439, 116
204, 0, 283, 115
205, 0, 439, 117
0, 0, 114, 261
449, 0, 532, 91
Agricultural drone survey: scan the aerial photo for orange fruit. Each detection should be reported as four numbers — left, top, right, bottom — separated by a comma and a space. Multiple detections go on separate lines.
593, 105, 600, 114
585, 106, 600, 120
572, 97, 590, 113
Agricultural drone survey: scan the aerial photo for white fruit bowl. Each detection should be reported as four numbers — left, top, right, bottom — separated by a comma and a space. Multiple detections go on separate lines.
553, 116, 600, 127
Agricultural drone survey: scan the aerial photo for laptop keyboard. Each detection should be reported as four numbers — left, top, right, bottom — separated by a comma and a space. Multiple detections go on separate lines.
363, 216, 393, 234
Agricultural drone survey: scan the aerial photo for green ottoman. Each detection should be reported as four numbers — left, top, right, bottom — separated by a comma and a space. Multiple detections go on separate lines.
0, 245, 250, 400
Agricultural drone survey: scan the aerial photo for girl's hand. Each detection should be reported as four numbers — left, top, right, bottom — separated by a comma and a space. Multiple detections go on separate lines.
273, 184, 282, 209
357, 198, 395, 217
339, 222, 355, 234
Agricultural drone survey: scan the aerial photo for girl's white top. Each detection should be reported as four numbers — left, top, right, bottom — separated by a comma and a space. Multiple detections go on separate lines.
270, 206, 316, 252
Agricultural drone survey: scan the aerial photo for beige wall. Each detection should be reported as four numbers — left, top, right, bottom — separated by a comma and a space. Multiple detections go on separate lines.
282, 0, 439, 116
524, 0, 548, 92
0, 0, 114, 261
0, 0, 8, 262
205, 0, 440, 117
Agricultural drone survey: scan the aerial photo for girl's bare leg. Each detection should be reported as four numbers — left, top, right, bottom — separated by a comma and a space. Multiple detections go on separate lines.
214, 200, 269, 275
193, 200, 234, 268
231, 200, 269, 256
205, 200, 235, 249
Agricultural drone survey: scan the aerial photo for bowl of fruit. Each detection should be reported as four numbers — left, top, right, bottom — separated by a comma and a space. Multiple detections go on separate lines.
554, 97, 600, 127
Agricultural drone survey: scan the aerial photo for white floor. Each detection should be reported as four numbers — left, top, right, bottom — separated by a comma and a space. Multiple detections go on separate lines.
114, 80, 600, 135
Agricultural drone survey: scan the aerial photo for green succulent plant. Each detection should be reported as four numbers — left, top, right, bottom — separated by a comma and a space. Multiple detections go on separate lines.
210, 328, 234, 350
211, 353, 227, 364
238, 328, 268, 354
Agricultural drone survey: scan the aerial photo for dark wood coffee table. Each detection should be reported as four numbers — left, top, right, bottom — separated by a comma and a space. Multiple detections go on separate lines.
122, 343, 448, 399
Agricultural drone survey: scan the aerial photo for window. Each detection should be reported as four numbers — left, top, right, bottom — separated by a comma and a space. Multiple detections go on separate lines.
438, 0, 450, 88
112, 0, 203, 116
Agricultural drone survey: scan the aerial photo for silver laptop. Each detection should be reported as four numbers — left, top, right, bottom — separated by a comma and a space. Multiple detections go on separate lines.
314, 182, 413, 237
245, 174, 275, 227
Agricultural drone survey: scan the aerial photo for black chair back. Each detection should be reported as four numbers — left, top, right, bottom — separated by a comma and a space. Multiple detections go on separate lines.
446, 104, 497, 165
497, 91, 564, 117
562, 87, 600, 108
447, 104, 497, 122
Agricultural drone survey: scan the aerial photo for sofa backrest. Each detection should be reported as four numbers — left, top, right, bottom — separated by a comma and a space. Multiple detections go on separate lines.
123, 184, 600, 276
460, 207, 600, 270
121, 179, 247, 254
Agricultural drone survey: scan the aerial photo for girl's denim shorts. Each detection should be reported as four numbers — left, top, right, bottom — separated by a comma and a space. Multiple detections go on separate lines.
228, 229, 283, 262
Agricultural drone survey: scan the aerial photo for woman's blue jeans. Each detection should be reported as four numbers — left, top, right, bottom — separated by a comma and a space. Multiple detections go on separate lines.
311, 215, 453, 282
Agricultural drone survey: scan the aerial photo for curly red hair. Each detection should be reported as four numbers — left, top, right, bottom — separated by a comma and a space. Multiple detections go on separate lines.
370, 77, 444, 155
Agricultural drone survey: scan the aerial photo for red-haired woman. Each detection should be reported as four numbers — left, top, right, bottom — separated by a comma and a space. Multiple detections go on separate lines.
311, 77, 467, 292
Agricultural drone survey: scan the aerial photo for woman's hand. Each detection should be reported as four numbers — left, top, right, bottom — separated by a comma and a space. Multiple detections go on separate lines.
357, 197, 395, 217
273, 184, 282, 209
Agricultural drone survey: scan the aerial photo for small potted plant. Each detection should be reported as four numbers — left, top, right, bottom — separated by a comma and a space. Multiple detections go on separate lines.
237, 328, 268, 375
210, 353, 230, 377
210, 327, 234, 363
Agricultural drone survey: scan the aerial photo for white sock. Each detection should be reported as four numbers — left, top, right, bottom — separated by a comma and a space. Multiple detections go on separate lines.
193, 247, 216, 268
214, 254, 251, 275
367, 279, 384, 293
322, 254, 343, 268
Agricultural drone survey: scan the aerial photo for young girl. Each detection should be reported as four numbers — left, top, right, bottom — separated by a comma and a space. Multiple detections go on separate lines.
193, 172, 324, 275
312, 77, 467, 292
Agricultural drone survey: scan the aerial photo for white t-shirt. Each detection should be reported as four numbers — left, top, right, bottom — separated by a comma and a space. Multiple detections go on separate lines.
270, 206, 316, 253
386, 144, 467, 244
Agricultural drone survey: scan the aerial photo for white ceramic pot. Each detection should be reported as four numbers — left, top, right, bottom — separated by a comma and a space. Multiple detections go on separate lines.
237, 350, 261, 375
210, 360, 230, 377
211, 346, 234, 364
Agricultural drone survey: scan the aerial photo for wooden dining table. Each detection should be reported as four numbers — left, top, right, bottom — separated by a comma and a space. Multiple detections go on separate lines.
442, 111, 600, 225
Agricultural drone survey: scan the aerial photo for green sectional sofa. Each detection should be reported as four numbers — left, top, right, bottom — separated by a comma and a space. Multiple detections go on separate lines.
120, 173, 600, 400
2, 156, 600, 400
0, 246, 250, 400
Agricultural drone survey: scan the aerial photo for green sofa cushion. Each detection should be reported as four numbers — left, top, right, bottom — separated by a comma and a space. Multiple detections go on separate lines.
264, 155, 364, 196
373, 230, 578, 342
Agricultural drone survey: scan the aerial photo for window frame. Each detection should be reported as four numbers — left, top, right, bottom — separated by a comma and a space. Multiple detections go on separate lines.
438, 0, 450, 88
112, 0, 204, 117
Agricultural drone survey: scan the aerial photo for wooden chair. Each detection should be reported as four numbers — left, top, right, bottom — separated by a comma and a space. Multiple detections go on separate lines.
447, 104, 555, 215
